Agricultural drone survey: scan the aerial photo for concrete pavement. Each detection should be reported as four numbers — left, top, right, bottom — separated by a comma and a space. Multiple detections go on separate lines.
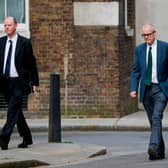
0, 111, 168, 167
0, 142, 106, 167
23, 110, 168, 131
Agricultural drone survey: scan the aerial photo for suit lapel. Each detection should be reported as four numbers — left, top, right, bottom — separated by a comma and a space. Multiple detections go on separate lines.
0, 37, 7, 73
156, 41, 161, 74
141, 44, 147, 71
15, 35, 23, 59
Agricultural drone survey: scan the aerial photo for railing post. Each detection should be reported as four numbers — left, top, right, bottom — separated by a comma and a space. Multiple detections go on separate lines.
48, 73, 61, 142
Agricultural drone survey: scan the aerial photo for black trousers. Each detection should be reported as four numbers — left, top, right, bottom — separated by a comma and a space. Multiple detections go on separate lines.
0, 77, 32, 143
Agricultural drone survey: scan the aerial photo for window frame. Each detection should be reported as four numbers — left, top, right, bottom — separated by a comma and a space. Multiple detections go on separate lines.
0, 0, 30, 38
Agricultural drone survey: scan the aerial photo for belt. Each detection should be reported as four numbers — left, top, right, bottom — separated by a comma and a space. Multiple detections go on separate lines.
151, 83, 159, 85
3, 76, 19, 80
146, 83, 159, 88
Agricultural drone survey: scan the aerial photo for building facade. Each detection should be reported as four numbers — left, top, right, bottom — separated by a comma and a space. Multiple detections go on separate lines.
136, 0, 168, 45
0, 0, 137, 118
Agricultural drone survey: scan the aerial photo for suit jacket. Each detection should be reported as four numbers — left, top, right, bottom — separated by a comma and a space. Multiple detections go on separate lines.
130, 40, 168, 102
0, 34, 39, 95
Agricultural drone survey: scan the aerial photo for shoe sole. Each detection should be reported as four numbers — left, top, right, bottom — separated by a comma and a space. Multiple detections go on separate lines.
18, 142, 33, 148
148, 147, 159, 157
148, 147, 161, 160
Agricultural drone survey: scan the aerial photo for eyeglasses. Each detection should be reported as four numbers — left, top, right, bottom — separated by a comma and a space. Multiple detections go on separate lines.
141, 31, 155, 37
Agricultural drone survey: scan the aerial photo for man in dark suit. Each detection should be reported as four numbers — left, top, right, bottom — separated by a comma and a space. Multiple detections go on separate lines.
130, 24, 168, 160
0, 16, 39, 150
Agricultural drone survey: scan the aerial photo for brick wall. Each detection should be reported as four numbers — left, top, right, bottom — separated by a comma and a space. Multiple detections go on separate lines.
23, 0, 137, 118
28, 0, 74, 117
118, 0, 138, 116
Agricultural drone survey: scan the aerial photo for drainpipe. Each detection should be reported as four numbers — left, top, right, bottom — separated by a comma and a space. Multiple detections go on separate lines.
125, 0, 134, 36
64, 51, 68, 115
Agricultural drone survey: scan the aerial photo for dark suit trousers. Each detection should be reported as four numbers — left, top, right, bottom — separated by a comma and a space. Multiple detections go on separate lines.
143, 84, 167, 155
0, 77, 32, 143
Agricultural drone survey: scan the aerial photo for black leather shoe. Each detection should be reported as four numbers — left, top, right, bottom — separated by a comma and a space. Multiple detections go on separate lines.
18, 139, 33, 148
0, 137, 8, 150
149, 154, 165, 160
148, 145, 165, 160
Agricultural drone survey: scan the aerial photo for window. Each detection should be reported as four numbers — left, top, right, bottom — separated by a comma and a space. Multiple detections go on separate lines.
0, 0, 30, 38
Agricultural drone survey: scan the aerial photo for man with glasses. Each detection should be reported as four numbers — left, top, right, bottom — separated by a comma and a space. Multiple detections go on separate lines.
130, 24, 168, 160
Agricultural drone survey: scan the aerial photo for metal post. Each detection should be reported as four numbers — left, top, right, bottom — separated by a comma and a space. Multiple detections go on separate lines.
48, 73, 61, 142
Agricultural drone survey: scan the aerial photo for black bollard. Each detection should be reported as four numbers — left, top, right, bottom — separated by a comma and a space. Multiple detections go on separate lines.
48, 73, 61, 142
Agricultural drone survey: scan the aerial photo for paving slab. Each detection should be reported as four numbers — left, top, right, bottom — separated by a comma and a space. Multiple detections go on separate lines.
0, 142, 106, 167
116, 111, 168, 130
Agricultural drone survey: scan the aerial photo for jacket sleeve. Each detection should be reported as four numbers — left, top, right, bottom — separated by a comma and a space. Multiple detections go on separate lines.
130, 47, 141, 92
25, 39, 39, 86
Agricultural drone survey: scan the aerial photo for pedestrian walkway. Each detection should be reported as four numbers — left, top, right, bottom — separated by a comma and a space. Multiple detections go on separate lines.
0, 111, 168, 167
9, 111, 168, 132
0, 142, 106, 167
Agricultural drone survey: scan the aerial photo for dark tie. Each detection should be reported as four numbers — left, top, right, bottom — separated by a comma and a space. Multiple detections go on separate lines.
4, 40, 13, 77
145, 46, 152, 86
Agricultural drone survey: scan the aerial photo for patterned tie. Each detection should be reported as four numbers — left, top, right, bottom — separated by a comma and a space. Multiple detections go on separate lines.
4, 40, 13, 77
145, 46, 152, 86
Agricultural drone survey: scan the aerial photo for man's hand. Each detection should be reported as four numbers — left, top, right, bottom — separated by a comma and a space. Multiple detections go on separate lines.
32, 85, 38, 93
130, 91, 137, 98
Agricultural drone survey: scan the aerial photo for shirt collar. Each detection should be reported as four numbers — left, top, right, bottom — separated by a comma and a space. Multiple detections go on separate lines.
147, 39, 157, 49
7, 33, 18, 43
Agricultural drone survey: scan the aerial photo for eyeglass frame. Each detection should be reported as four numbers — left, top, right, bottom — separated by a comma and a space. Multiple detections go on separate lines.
141, 31, 156, 37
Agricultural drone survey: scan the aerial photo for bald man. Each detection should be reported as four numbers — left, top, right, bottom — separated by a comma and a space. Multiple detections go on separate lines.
0, 16, 39, 150
130, 24, 168, 160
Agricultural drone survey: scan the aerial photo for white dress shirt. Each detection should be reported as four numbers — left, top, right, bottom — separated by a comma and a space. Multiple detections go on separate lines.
146, 39, 158, 84
3, 34, 19, 77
